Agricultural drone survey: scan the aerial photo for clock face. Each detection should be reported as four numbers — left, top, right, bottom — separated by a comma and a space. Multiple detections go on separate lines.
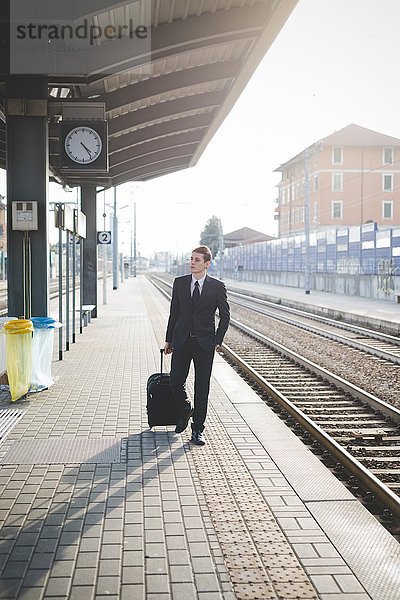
64, 126, 103, 164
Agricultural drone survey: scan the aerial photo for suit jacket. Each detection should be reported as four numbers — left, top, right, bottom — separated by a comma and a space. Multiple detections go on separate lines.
166, 274, 230, 351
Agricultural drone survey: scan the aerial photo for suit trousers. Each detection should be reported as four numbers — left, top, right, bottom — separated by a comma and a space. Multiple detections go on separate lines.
170, 336, 215, 432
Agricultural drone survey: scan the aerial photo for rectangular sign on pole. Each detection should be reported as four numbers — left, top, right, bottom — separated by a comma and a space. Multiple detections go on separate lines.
74, 210, 87, 239
64, 205, 74, 232
97, 231, 112, 245
54, 203, 75, 232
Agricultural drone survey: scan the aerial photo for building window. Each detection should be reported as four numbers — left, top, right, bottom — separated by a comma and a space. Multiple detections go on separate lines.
382, 201, 393, 219
332, 172, 343, 192
383, 173, 393, 192
332, 201, 343, 219
383, 147, 394, 164
313, 202, 318, 222
313, 175, 318, 192
332, 147, 343, 164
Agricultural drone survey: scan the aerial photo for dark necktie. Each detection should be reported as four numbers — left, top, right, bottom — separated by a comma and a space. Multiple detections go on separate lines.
192, 280, 200, 309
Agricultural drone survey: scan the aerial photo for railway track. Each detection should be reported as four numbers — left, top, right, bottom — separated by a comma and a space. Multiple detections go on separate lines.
0, 281, 62, 316
223, 321, 400, 520
151, 274, 400, 364
228, 290, 400, 365
149, 274, 400, 532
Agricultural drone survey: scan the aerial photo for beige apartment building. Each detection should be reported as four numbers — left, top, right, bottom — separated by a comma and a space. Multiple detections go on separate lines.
275, 124, 400, 237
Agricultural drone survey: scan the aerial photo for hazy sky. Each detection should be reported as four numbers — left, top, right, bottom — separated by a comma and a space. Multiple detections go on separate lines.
2, 0, 400, 258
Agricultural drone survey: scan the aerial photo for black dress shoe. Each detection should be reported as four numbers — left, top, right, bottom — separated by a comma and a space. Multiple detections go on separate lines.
191, 430, 205, 446
175, 409, 193, 434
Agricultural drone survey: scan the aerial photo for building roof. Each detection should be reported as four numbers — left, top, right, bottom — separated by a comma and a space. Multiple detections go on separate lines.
224, 226, 274, 245
0, 0, 298, 189
274, 123, 400, 172
321, 123, 400, 147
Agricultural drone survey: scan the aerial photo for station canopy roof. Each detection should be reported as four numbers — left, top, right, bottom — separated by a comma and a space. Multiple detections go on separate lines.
0, 0, 298, 189
224, 226, 274, 247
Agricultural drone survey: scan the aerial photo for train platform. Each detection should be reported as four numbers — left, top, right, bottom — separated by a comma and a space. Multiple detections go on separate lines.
0, 276, 399, 600
224, 277, 400, 335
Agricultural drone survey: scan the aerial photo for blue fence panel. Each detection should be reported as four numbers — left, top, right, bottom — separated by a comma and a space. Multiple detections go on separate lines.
276, 242, 282, 271
287, 239, 295, 271
316, 237, 327, 272
281, 247, 288, 271
361, 222, 377, 242
222, 225, 400, 276
348, 242, 360, 258
326, 243, 336, 272
361, 248, 376, 274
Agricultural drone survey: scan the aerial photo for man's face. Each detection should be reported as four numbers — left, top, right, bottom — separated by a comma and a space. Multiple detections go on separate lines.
190, 252, 210, 278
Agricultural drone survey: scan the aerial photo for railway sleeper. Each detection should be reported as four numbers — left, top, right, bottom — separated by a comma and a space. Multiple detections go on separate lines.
316, 420, 387, 427
304, 408, 375, 415
352, 446, 400, 455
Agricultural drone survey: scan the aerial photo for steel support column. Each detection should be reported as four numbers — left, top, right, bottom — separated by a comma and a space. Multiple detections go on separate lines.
6, 76, 49, 317
81, 185, 98, 317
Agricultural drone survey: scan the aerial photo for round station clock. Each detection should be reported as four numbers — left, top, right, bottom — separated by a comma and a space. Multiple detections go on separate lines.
60, 121, 108, 171
64, 126, 103, 164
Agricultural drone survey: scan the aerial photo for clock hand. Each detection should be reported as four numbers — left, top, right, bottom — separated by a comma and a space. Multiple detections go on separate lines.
80, 142, 93, 158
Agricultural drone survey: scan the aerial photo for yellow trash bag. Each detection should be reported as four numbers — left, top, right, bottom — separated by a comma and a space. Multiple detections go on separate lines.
4, 319, 34, 401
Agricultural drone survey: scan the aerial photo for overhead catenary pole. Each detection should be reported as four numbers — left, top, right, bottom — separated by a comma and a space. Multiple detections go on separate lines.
58, 206, 63, 360
120, 253, 124, 283
219, 220, 224, 280
112, 186, 118, 290
359, 149, 364, 273
304, 147, 311, 295
103, 192, 107, 304
65, 231, 70, 350
133, 201, 137, 277
130, 230, 133, 276
72, 226, 76, 344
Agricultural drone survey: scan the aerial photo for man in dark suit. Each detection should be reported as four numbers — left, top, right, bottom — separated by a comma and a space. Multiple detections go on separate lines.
164, 245, 230, 445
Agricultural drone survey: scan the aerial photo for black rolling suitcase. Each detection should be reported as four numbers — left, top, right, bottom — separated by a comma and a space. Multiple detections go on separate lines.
147, 349, 180, 428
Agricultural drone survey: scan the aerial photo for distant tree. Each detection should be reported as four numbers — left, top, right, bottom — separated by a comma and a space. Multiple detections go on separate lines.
200, 215, 222, 258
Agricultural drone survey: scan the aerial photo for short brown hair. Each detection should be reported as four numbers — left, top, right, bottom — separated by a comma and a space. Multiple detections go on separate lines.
192, 245, 212, 262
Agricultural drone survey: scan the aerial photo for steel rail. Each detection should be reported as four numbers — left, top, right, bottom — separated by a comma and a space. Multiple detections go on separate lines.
229, 292, 400, 365
229, 317, 400, 423
228, 289, 400, 345
220, 339, 400, 522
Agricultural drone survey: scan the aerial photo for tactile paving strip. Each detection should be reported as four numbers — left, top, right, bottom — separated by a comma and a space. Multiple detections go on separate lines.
186, 407, 319, 600
0, 437, 123, 464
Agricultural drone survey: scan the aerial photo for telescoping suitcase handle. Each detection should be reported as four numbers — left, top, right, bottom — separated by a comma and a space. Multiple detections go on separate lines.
160, 348, 165, 375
